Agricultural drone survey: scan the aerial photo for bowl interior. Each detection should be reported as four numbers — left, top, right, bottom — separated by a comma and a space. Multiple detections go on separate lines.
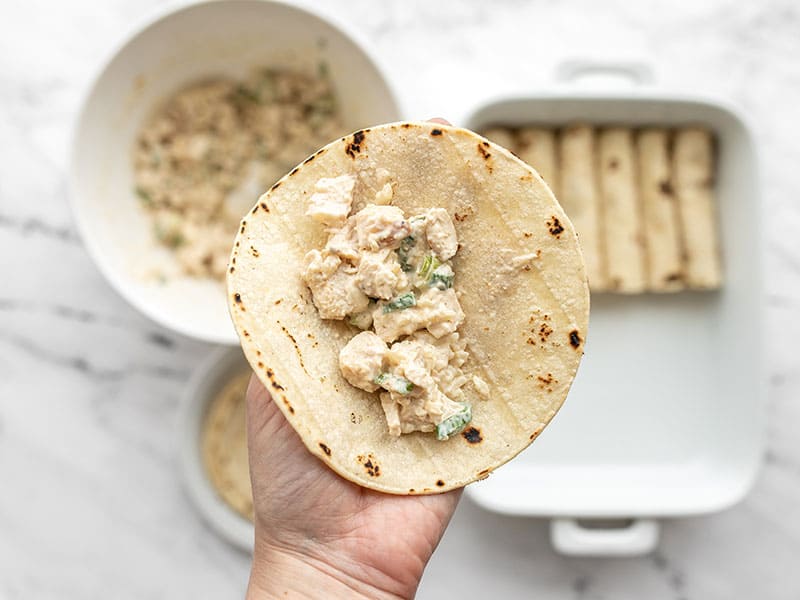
71, 0, 401, 344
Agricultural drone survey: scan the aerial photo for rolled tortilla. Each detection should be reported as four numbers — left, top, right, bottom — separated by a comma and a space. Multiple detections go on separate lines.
558, 125, 607, 291
481, 127, 516, 151
598, 128, 646, 293
672, 128, 721, 289
517, 127, 558, 196
636, 129, 684, 291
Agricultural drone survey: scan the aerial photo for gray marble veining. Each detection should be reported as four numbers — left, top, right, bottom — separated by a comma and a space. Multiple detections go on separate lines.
1, 0, 799, 598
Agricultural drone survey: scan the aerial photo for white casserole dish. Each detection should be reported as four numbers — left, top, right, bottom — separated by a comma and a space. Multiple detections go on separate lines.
463, 62, 764, 556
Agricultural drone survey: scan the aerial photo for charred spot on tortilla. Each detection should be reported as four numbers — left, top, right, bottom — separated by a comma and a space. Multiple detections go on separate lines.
462, 427, 483, 444
346, 130, 366, 158
279, 323, 308, 375
234, 293, 242, 303
659, 180, 674, 196
257, 361, 264, 369
665, 272, 683, 282
569, 330, 582, 349
250, 246, 260, 258
358, 454, 380, 477
608, 158, 619, 169
282, 398, 294, 413
547, 216, 564, 237
229, 266, 235, 273
477, 143, 491, 160
430, 128, 443, 136
304, 154, 316, 164
270, 181, 281, 191
436, 479, 445, 487
319, 443, 331, 457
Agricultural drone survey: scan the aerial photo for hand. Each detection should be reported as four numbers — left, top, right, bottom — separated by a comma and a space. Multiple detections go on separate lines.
245, 376, 461, 599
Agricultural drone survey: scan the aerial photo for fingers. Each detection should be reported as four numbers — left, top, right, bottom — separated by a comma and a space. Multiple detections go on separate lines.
427, 117, 452, 126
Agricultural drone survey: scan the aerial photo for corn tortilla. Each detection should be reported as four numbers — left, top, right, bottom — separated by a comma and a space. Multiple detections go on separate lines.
227, 122, 589, 494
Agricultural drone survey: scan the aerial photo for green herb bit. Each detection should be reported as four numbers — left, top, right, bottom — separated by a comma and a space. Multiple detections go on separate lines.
382, 292, 416, 313
436, 404, 472, 441
374, 373, 414, 395
154, 225, 184, 248
429, 266, 454, 290
396, 236, 416, 272
134, 186, 153, 206
417, 254, 442, 281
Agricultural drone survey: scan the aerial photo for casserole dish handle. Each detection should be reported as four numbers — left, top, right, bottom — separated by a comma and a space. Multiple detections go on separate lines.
555, 60, 654, 87
550, 518, 659, 556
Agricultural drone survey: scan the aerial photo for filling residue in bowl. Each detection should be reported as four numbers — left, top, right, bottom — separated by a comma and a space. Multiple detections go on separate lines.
201, 370, 254, 521
133, 66, 344, 280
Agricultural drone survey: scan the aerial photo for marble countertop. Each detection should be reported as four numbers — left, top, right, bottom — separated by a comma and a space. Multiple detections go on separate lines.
2, 0, 799, 597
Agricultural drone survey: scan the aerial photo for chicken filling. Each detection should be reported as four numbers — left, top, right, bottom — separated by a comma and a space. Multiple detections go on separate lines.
301, 174, 475, 439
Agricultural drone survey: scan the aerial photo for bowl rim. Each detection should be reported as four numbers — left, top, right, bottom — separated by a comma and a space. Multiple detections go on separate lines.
177, 345, 255, 552
67, 0, 404, 345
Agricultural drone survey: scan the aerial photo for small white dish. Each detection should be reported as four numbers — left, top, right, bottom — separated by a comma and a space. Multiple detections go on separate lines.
70, 0, 402, 344
178, 346, 254, 552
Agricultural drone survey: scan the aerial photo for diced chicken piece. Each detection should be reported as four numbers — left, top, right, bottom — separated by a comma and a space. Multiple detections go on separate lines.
424, 208, 458, 260
372, 288, 465, 342
380, 393, 403, 436
355, 249, 408, 299
339, 331, 387, 392
385, 340, 438, 392
303, 249, 340, 280
302, 250, 369, 319
324, 218, 359, 262
380, 388, 463, 436
472, 375, 490, 399
353, 204, 411, 251
374, 182, 394, 205
306, 175, 356, 227
400, 332, 468, 401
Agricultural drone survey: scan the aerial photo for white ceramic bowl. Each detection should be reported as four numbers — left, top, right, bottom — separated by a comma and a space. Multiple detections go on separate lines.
70, 0, 402, 344
179, 346, 254, 552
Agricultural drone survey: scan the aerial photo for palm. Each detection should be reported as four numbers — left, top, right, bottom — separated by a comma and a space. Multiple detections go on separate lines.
246, 377, 461, 597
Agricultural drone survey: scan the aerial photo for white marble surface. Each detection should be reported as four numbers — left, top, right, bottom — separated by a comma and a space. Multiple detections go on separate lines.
2, 0, 799, 597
